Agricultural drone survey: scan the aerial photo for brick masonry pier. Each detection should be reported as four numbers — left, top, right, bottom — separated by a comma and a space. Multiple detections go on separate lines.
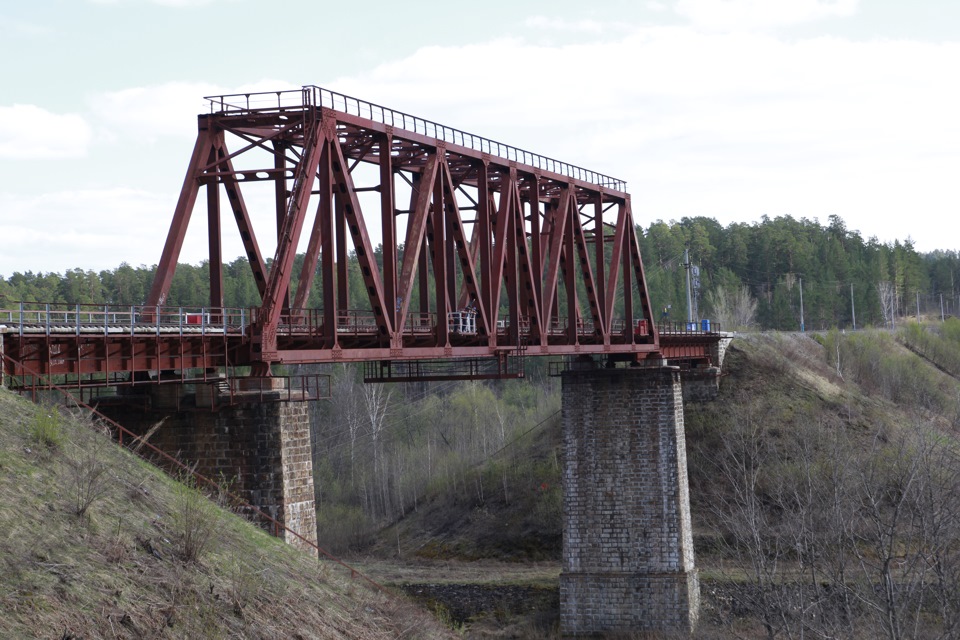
560, 366, 699, 635
100, 390, 318, 556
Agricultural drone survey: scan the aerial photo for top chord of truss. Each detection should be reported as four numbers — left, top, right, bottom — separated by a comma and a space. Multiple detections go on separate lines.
203, 86, 627, 193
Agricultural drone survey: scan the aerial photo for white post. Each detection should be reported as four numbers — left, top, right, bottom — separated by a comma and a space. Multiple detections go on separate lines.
799, 277, 805, 332
684, 247, 693, 325
850, 282, 856, 330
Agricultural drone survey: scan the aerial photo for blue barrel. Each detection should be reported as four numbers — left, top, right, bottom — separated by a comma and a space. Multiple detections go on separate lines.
686, 322, 697, 331
701, 318, 711, 332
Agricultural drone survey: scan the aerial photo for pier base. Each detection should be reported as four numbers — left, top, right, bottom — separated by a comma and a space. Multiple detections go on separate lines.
560, 367, 698, 635
101, 395, 318, 556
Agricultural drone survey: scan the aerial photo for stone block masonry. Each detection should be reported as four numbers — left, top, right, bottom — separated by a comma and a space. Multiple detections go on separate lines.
101, 395, 318, 557
560, 366, 698, 635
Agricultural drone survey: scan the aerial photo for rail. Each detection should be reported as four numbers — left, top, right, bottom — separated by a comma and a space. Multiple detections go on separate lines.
203, 86, 627, 192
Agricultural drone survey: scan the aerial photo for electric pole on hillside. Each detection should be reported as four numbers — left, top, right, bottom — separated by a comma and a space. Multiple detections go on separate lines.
851, 282, 857, 330
799, 276, 805, 332
684, 247, 693, 325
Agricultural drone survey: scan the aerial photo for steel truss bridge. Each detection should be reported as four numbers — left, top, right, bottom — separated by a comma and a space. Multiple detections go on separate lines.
1, 86, 721, 391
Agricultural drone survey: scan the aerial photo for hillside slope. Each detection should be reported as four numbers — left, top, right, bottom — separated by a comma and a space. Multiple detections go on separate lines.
0, 389, 454, 639
360, 328, 960, 638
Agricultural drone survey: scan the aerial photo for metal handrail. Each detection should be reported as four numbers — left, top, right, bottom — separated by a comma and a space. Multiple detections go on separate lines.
202, 85, 627, 192
0, 303, 248, 337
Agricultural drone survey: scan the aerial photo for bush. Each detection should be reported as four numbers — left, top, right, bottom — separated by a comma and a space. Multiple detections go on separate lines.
172, 476, 219, 562
29, 406, 63, 449
66, 434, 111, 517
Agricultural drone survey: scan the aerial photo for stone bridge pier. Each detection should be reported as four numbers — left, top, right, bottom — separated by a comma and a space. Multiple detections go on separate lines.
561, 365, 698, 636
99, 388, 318, 556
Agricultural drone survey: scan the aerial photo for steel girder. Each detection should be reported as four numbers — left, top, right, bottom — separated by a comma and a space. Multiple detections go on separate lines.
146, 88, 666, 369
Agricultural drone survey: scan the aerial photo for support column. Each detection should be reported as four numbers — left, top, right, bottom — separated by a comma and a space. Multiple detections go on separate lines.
101, 397, 318, 556
560, 366, 698, 635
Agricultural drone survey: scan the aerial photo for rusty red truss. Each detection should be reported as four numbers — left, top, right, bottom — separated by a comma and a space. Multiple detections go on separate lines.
0, 87, 722, 389
145, 86, 674, 372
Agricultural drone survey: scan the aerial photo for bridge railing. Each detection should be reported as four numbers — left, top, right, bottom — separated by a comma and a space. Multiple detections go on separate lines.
279, 309, 437, 336
658, 320, 720, 334
203, 86, 627, 192
0, 303, 250, 337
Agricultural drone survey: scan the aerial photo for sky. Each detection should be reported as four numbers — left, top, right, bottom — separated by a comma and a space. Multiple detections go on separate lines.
1, 0, 958, 277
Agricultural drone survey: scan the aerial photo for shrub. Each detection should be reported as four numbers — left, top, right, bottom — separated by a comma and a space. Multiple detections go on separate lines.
65, 435, 111, 517
29, 405, 63, 449
172, 476, 219, 562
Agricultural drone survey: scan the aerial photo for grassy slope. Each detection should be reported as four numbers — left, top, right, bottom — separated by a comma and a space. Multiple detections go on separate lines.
0, 389, 454, 640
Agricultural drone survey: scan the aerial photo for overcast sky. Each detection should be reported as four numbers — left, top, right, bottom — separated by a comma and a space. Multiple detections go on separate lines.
1, 0, 958, 276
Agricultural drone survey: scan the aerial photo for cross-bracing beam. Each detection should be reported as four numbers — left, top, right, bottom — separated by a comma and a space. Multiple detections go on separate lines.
146, 86, 663, 373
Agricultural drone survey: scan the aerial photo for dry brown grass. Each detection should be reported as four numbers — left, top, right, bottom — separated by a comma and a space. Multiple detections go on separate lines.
0, 389, 456, 639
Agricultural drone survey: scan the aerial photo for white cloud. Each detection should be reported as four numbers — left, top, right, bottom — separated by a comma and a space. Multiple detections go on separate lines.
0, 15, 51, 36
88, 79, 295, 142
0, 183, 291, 275
330, 27, 960, 252
524, 16, 605, 33
0, 189, 172, 275
0, 105, 92, 158
88, 82, 218, 142
674, 0, 859, 31
87, 0, 224, 6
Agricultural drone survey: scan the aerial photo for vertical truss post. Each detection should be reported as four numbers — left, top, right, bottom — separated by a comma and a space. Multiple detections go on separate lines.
505, 168, 521, 347
317, 138, 337, 348
477, 159, 494, 345
380, 132, 398, 335
274, 141, 290, 311
593, 192, 606, 339
335, 189, 349, 315
432, 148, 450, 345
605, 203, 628, 339
563, 192, 579, 344
529, 173, 544, 336
207, 165, 223, 311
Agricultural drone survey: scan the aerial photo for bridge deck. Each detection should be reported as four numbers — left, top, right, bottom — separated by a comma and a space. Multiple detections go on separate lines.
1, 304, 721, 387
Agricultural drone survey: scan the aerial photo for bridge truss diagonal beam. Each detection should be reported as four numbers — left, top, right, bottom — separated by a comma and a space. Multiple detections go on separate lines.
142, 87, 671, 371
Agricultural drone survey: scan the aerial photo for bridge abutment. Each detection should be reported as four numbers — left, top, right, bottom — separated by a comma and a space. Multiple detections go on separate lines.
560, 366, 698, 636
100, 394, 318, 556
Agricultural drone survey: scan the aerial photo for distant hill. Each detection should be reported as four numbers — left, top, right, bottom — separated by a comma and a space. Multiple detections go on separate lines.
0, 388, 454, 639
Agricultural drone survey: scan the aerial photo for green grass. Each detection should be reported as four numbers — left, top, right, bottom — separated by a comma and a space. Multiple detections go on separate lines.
0, 389, 454, 639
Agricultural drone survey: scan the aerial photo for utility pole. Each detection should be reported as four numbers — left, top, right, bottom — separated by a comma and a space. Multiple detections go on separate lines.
684, 247, 693, 326
799, 276, 805, 332
850, 282, 856, 330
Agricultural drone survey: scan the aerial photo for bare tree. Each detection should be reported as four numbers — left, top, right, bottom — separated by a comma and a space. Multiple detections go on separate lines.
706, 285, 759, 331
878, 281, 897, 329
361, 381, 392, 518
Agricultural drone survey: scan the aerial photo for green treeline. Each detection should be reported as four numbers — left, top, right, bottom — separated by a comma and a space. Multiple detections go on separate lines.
2, 214, 958, 332
641, 214, 958, 331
